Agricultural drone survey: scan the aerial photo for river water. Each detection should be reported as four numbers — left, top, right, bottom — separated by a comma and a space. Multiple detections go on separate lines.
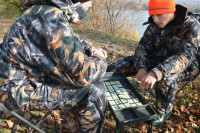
124, 10, 149, 38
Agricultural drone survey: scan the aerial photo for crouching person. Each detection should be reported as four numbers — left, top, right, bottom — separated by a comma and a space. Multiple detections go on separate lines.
107, 0, 200, 126
0, 0, 107, 132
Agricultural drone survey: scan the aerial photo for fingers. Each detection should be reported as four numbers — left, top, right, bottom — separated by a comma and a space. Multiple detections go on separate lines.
103, 50, 107, 58
100, 48, 107, 58
136, 69, 148, 82
149, 82, 153, 89
140, 76, 156, 89
141, 79, 152, 89
90, 48, 107, 59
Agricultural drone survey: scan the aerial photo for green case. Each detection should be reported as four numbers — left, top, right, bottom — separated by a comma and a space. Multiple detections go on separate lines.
101, 72, 157, 125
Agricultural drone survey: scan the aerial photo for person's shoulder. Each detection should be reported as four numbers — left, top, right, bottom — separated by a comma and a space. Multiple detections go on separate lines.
22, 5, 63, 18
184, 14, 199, 30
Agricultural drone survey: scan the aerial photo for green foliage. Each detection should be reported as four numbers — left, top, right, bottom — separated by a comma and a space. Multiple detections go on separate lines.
76, 0, 140, 42
32, 111, 41, 117
0, 129, 11, 133
0, 0, 25, 18
73, 25, 139, 46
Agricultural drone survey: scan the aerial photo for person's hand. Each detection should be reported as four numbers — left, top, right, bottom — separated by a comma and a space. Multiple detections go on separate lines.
140, 71, 157, 89
136, 68, 148, 82
90, 48, 107, 59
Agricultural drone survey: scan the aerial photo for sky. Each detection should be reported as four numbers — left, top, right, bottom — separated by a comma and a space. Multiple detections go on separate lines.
175, 0, 200, 1
140, 0, 200, 2
175, 0, 200, 5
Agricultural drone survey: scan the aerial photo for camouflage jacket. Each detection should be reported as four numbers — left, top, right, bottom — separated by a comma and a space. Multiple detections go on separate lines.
0, 0, 107, 109
134, 5, 200, 81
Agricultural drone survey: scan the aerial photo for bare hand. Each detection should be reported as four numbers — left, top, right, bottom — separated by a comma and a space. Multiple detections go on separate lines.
140, 71, 157, 89
90, 48, 107, 59
136, 68, 148, 81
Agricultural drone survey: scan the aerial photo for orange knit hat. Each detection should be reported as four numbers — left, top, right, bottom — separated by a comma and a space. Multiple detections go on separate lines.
148, 0, 176, 16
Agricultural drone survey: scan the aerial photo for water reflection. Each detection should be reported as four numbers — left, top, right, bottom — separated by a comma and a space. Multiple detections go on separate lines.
123, 11, 149, 38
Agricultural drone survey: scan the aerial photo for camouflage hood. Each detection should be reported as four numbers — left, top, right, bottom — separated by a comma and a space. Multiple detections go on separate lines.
24, 0, 81, 23
24, 0, 72, 9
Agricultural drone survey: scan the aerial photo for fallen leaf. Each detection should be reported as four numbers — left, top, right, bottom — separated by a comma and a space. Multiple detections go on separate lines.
128, 128, 133, 132
105, 119, 115, 127
53, 110, 60, 117
174, 104, 181, 115
41, 123, 48, 128
189, 115, 194, 122
19, 107, 25, 111
180, 113, 187, 120
197, 98, 200, 102
62, 129, 71, 133
57, 119, 62, 128
189, 105, 199, 114
138, 124, 147, 133
24, 112, 31, 120
47, 115, 53, 123
190, 109, 199, 114
10, 117, 17, 122
41, 112, 45, 117
0, 122, 7, 127
184, 121, 191, 128
183, 128, 188, 132
49, 124, 55, 130
176, 92, 183, 98
180, 105, 186, 112
191, 122, 197, 128
176, 130, 183, 133
175, 124, 182, 130
167, 124, 174, 132
16, 125, 23, 130
164, 130, 169, 133
62, 123, 69, 129
6, 120, 14, 128
5, 112, 12, 117
165, 120, 173, 125
188, 103, 193, 107
173, 119, 178, 124
193, 94, 198, 100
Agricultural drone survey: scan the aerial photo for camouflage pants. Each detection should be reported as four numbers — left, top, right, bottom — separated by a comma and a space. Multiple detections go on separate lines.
0, 80, 106, 133
107, 55, 199, 115
61, 82, 107, 133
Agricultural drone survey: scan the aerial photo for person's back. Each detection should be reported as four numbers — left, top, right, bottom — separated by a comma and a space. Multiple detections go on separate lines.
0, 0, 107, 132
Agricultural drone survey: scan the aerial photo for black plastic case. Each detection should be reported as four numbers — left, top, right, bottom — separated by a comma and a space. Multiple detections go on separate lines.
101, 72, 157, 125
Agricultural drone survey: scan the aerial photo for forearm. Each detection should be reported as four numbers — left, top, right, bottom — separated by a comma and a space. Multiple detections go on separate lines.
152, 45, 196, 81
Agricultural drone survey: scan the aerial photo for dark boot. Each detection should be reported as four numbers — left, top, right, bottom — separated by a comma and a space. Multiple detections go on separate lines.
153, 111, 172, 126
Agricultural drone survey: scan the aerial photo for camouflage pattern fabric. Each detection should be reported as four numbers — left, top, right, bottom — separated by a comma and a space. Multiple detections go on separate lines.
107, 5, 200, 115
0, 0, 107, 132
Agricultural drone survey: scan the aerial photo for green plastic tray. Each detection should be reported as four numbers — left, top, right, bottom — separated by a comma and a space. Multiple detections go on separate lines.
101, 72, 157, 125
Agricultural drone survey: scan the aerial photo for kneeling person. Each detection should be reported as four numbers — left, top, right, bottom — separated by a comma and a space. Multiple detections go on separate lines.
107, 0, 200, 126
